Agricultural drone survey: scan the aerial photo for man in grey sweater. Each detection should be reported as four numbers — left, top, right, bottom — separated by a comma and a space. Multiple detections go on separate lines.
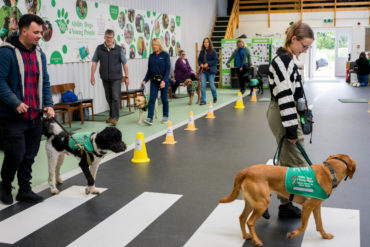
91, 29, 129, 126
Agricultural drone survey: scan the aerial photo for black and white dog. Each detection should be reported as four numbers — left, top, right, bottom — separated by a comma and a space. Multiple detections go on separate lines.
42, 118, 127, 195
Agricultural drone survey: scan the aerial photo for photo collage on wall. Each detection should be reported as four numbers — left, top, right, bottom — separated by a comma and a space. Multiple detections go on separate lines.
0, 0, 181, 64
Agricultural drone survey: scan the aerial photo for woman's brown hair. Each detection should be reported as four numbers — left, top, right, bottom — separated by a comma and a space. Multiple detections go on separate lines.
201, 37, 214, 55
359, 52, 366, 59
285, 21, 314, 57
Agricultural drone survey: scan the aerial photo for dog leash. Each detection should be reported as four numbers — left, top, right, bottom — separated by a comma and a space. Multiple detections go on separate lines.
273, 136, 312, 166
29, 106, 93, 166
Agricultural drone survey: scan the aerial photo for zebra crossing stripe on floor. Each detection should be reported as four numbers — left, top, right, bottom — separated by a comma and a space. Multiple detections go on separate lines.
0, 186, 107, 244
67, 192, 182, 247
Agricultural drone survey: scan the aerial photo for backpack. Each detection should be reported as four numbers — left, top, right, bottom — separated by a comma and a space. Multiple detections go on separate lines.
62, 91, 78, 102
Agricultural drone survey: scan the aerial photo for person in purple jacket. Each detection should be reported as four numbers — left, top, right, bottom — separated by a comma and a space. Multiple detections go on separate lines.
172, 50, 196, 98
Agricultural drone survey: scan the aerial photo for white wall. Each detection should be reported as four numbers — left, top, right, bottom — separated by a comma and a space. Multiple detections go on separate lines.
48, 0, 217, 113
235, 11, 368, 61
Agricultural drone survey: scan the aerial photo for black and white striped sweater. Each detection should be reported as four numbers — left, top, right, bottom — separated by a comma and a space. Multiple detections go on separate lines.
269, 47, 304, 140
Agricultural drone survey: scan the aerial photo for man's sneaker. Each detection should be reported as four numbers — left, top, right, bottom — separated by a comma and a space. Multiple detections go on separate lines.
161, 117, 168, 124
278, 202, 301, 219
110, 118, 118, 126
16, 190, 44, 203
213, 98, 217, 103
143, 118, 153, 126
105, 117, 113, 123
200, 101, 206, 105
0, 182, 13, 205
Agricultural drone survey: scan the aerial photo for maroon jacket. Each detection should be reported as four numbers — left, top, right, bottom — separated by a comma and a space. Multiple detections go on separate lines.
174, 58, 193, 82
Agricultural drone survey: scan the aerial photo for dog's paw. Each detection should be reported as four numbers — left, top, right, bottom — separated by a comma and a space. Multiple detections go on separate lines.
56, 176, 63, 185
51, 188, 60, 195
253, 239, 263, 246
242, 233, 252, 240
137, 121, 142, 125
85, 187, 100, 195
321, 232, 334, 239
286, 230, 300, 239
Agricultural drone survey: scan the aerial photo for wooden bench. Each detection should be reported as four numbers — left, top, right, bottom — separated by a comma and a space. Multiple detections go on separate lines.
50, 83, 94, 128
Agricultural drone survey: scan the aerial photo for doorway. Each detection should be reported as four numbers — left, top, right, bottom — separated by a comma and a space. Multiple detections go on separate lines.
309, 28, 352, 80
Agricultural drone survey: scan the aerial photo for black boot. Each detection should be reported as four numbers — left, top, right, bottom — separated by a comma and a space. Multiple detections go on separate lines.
278, 202, 301, 219
262, 208, 270, 219
16, 189, 43, 203
0, 181, 13, 205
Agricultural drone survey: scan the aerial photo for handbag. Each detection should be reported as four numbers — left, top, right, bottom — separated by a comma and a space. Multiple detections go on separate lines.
298, 81, 314, 142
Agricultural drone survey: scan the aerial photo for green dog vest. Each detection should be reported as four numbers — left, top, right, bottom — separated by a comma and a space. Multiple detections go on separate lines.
285, 167, 328, 200
68, 132, 94, 152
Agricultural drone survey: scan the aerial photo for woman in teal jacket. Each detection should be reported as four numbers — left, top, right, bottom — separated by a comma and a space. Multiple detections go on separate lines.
226, 39, 251, 95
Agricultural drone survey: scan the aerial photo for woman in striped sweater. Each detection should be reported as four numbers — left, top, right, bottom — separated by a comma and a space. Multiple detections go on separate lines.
267, 21, 314, 218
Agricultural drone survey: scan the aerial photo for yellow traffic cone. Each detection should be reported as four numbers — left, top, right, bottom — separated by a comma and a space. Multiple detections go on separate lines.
131, 132, 150, 163
162, 121, 177, 144
250, 88, 257, 102
205, 102, 216, 119
234, 92, 245, 109
185, 111, 197, 131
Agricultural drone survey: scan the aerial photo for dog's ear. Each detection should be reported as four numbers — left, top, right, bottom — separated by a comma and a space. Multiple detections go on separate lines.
344, 155, 356, 179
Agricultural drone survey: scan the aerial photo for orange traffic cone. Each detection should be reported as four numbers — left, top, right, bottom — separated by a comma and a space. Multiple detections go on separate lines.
131, 132, 150, 163
205, 102, 216, 119
250, 88, 257, 102
234, 92, 245, 109
162, 121, 177, 144
185, 111, 197, 131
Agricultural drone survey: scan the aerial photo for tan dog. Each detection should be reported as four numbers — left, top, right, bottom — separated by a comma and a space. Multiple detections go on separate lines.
134, 95, 158, 124
183, 78, 200, 105
219, 154, 356, 246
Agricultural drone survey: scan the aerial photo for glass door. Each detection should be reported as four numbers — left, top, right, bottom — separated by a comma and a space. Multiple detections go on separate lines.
335, 30, 351, 77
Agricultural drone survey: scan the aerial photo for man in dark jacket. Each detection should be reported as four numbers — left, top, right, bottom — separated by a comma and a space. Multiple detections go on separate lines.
0, 14, 54, 204
90, 29, 129, 126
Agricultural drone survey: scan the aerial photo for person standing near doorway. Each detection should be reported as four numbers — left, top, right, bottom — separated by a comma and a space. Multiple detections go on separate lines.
0, 14, 54, 204
91, 29, 129, 126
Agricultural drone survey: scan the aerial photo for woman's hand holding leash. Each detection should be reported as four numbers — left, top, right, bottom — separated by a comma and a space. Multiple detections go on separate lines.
160, 81, 165, 88
287, 138, 298, 144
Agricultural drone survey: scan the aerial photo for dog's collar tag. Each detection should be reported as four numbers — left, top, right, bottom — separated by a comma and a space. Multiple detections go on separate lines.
323, 161, 338, 189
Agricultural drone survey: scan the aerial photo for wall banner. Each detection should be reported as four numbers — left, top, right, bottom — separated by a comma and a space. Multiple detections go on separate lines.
0, 0, 181, 64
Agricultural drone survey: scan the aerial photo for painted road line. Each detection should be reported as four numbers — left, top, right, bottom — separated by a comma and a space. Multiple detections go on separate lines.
67, 192, 182, 247
184, 200, 246, 247
302, 207, 360, 247
0, 186, 106, 244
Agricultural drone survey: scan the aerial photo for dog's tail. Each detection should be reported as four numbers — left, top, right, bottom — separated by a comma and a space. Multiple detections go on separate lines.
219, 171, 246, 203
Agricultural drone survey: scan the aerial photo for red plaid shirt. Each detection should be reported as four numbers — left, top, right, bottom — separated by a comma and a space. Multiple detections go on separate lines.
21, 49, 40, 120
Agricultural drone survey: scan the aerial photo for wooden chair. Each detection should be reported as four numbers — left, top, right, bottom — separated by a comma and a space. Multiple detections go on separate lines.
50, 83, 94, 128
120, 78, 144, 111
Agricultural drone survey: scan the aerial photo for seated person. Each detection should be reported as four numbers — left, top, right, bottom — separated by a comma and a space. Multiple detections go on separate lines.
355, 52, 369, 87
174, 49, 196, 84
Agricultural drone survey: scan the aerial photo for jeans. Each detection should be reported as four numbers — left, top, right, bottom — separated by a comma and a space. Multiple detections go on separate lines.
200, 71, 217, 102
170, 79, 181, 93
103, 79, 121, 120
148, 81, 169, 119
0, 116, 42, 192
357, 74, 368, 86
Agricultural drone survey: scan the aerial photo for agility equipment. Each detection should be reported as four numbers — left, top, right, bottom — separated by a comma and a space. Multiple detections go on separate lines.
234, 92, 245, 109
131, 132, 150, 163
250, 88, 257, 102
162, 121, 177, 144
185, 111, 197, 131
205, 102, 216, 119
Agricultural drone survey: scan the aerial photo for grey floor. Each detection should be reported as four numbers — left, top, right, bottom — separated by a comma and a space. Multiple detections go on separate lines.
0, 80, 369, 247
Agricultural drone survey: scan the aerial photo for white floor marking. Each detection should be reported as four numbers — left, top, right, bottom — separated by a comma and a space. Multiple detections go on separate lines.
67, 192, 182, 247
184, 200, 246, 247
301, 207, 360, 247
266, 158, 274, 165
0, 186, 106, 244
0, 202, 15, 211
